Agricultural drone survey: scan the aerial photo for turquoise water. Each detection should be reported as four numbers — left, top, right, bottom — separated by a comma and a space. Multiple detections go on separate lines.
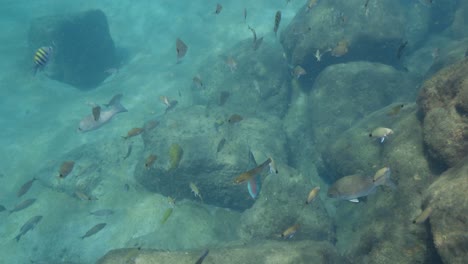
0, 0, 465, 263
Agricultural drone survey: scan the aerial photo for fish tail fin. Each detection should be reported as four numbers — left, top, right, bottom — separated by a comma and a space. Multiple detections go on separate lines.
111, 101, 128, 114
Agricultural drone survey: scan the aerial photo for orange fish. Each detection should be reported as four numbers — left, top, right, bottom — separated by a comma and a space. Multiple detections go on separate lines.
281, 223, 300, 239
306, 186, 320, 204
233, 158, 272, 184
122, 127, 144, 140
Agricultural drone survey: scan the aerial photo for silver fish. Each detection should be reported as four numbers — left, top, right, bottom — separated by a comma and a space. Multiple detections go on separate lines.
327, 170, 395, 202
15, 215, 42, 241
79, 94, 127, 132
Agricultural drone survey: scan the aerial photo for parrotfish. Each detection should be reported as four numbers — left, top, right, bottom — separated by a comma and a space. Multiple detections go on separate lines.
327, 168, 396, 202
78, 94, 127, 132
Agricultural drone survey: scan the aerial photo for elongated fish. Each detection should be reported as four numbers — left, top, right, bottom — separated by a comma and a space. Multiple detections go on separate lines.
79, 94, 128, 132
10, 198, 36, 214
274, 11, 282, 36
17, 178, 36, 197
15, 215, 42, 241
195, 249, 209, 264
327, 169, 395, 202
81, 223, 106, 239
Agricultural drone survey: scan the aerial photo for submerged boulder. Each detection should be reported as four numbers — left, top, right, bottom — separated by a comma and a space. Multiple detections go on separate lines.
417, 58, 468, 168
28, 9, 118, 89
135, 106, 287, 211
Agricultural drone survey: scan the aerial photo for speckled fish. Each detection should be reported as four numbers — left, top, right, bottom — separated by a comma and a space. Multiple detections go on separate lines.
214, 3, 222, 14
176, 38, 188, 62
306, 186, 320, 204
122, 127, 144, 140
81, 223, 106, 239
327, 170, 396, 202
79, 94, 127, 132
369, 127, 394, 143
280, 224, 300, 239
90, 209, 114, 216
92, 106, 101, 121
145, 154, 157, 169
273, 11, 282, 36
293, 65, 306, 79
33, 46, 53, 75
228, 114, 243, 124
190, 182, 203, 202
15, 215, 42, 242
9, 198, 36, 214
17, 178, 36, 197
233, 158, 272, 184
59, 161, 75, 178
195, 249, 209, 264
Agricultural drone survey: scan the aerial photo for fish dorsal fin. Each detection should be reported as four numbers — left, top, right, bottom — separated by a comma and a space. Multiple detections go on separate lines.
348, 199, 359, 203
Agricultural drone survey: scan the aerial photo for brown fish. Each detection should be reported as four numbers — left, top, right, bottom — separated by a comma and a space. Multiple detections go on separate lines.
144, 119, 159, 131
306, 186, 320, 204
387, 104, 404, 117
274, 11, 282, 36
176, 38, 188, 61
92, 106, 101, 121
122, 127, 144, 140
214, 3, 223, 14
228, 114, 243, 124
233, 158, 272, 184
9, 198, 36, 214
280, 223, 300, 239
332, 40, 349, 57
145, 154, 157, 169
59, 161, 75, 178
81, 223, 106, 239
17, 178, 36, 197
219, 91, 230, 106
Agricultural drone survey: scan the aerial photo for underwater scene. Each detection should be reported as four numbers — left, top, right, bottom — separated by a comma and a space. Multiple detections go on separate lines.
0, 0, 467, 263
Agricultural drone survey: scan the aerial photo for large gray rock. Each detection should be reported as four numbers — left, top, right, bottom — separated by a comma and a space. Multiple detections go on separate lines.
424, 157, 468, 264
136, 105, 287, 211
97, 240, 347, 264
28, 9, 118, 89
322, 104, 438, 263
310, 61, 417, 149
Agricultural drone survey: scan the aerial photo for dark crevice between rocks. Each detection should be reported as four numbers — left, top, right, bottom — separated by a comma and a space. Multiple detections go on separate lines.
425, 221, 444, 264
422, 142, 449, 174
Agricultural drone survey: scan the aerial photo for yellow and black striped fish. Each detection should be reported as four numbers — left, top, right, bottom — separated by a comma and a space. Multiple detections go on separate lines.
33, 46, 53, 75
273, 11, 282, 36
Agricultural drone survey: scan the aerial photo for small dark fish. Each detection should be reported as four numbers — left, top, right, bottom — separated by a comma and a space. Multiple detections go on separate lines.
90, 209, 114, 216
195, 249, 209, 264
248, 25, 257, 44
219, 91, 230, 106
15, 215, 42, 242
103, 94, 123, 108
17, 178, 36, 197
145, 154, 157, 169
33, 46, 53, 75
0, 205, 6, 212
81, 223, 106, 239
10, 198, 37, 214
228, 114, 243, 124
215, 4, 223, 14
387, 104, 404, 117
364, 0, 371, 8
123, 183, 130, 192
397, 40, 408, 59
253, 37, 263, 51
243, 8, 247, 23
217, 138, 226, 153
59, 161, 75, 178
123, 142, 133, 160
92, 106, 101, 121
176, 38, 188, 61
274, 11, 282, 36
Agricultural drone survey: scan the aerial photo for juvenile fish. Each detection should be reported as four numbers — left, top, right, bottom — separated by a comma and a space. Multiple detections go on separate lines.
9, 198, 37, 214
145, 154, 157, 169
306, 186, 320, 204
59, 161, 75, 178
176, 38, 188, 62
233, 158, 272, 184
17, 178, 37, 197
15, 215, 42, 242
190, 183, 203, 202
122, 127, 144, 140
273, 11, 282, 36
90, 209, 114, 216
81, 223, 106, 239
92, 106, 101, 121
281, 223, 300, 239
79, 94, 127, 132
195, 249, 209, 264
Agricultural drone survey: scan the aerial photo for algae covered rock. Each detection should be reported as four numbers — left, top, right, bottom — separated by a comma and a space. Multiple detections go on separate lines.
417, 58, 468, 168
135, 105, 287, 211
97, 240, 347, 264
424, 157, 468, 264
310, 61, 417, 149
28, 9, 118, 89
